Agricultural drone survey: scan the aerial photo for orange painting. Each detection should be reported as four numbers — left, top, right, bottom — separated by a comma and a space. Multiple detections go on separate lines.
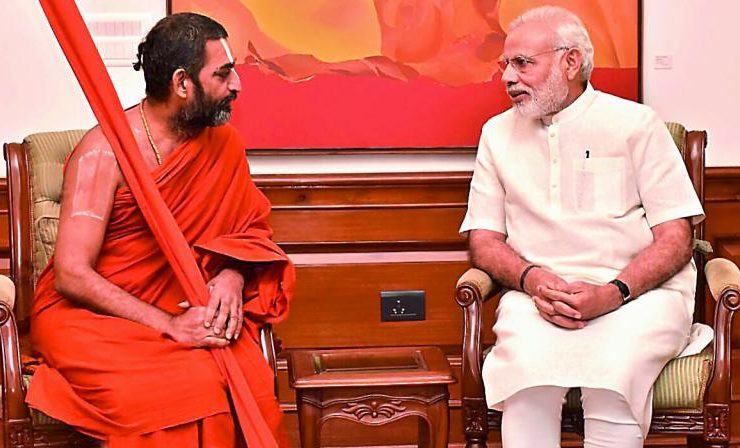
169, 0, 639, 149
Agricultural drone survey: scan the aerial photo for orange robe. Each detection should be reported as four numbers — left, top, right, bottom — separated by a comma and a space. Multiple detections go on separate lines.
27, 124, 293, 447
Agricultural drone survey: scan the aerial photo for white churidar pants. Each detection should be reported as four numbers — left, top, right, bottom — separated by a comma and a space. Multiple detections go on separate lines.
501, 386, 643, 448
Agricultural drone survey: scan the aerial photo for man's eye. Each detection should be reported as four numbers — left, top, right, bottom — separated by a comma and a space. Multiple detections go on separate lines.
511, 57, 530, 70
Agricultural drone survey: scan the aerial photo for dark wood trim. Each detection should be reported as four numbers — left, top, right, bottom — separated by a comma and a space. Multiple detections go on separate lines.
253, 167, 739, 202
252, 171, 473, 187
707, 167, 740, 179
0, 178, 8, 260
706, 167, 740, 203
280, 241, 467, 254
248, 147, 477, 156
2, 144, 33, 325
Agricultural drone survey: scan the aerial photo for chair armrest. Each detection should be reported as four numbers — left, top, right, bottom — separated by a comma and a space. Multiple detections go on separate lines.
706, 258, 740, 303
703, 258, 740, 406
0, 275, 15, 310
0, 275, 32, 427
259, 324, 279, 398
456, 268, 501, 407
455, 268, 500, 307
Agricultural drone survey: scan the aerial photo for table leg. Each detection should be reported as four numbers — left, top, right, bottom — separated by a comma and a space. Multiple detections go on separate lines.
418, 399, 449, 448
297, 393, 322, 448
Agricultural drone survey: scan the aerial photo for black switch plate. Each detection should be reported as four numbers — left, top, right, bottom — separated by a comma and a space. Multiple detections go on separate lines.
380, 290, 425, 321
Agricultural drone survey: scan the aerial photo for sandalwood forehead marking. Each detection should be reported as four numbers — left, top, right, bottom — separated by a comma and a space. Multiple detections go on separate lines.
70, 148, 117, 221
220, 38, 235, 65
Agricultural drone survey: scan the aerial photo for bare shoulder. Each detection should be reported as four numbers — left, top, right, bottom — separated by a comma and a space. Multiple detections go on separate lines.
65, 126, 123, 188
71, 107, 141, 160
70, 126, 113, 159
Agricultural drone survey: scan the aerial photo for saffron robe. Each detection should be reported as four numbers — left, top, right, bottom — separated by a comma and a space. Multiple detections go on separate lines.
26, 123, 294, 444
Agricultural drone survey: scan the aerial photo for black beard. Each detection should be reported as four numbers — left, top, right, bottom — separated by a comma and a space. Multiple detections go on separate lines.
171, 83, 237, 138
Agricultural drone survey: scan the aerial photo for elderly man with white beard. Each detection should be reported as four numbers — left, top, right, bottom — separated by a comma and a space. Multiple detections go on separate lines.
460, 6, 708, 448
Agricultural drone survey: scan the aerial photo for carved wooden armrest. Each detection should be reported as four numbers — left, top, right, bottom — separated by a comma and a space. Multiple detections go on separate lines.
259, 324, 279, 398
455, 268, 500, 307
706, 258, 740, 303
703, 258, 740, 409
0, 275, 32, 431
456, 268, 501, 401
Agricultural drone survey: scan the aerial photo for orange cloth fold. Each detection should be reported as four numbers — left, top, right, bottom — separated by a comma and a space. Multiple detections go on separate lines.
35, 1, 293, 445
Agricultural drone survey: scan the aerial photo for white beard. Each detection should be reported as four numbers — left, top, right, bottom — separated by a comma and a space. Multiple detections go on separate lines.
512, 65, 569, 119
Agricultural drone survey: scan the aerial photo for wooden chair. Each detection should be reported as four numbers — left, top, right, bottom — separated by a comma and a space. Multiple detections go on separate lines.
0, 131, 279, 447
455, 123, 740, 447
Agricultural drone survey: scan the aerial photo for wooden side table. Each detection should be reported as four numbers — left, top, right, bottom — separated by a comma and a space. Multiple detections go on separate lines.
289, 346, 455, 447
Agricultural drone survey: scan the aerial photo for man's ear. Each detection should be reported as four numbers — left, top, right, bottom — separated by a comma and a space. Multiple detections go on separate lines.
172, 68, 189, 99
564, 48, 583, 81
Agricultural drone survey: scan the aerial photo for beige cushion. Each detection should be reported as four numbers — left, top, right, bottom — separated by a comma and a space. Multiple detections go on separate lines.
652, 344, 712, 409
23, 130, 86, 282
565, 345, 712, 412
35, 206, 62, 275
665, 121, 686, 157
0, 275, 15, 309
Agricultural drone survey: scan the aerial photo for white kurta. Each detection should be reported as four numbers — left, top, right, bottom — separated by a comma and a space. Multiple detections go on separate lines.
460, 84, 706, 434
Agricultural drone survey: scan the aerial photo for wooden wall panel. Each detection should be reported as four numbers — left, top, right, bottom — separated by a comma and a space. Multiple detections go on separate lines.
0, 167, 739, 446
704, 168, 740, 352
256, 172, 481, 445
269, 208, 466, 246
277, 261, 475, 349
256, 168, 740, 447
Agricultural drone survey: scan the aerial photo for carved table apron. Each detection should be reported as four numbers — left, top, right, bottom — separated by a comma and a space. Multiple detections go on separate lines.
289, 346, 455, 447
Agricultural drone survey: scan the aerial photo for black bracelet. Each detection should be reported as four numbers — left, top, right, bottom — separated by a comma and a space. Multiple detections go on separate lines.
519, 264, 540, 291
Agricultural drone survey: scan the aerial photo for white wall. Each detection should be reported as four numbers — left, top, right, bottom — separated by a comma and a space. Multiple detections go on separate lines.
642, 0, 739, 167
0, 0, 737, 177
0, 0, 163, 176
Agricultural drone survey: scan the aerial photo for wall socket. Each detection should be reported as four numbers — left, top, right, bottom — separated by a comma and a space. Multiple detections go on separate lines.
380, 290, 425, 322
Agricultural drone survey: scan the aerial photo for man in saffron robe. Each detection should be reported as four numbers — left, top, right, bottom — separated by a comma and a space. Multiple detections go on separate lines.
26, 13, 293, 447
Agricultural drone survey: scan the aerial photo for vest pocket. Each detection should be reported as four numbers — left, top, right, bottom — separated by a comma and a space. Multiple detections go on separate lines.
572, 157, 625, 215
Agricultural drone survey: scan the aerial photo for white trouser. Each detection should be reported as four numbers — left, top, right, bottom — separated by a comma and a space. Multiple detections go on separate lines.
501, 386, 644, 448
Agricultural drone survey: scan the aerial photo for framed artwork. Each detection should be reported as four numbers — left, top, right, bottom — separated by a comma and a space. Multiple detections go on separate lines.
168, 0, 641, 151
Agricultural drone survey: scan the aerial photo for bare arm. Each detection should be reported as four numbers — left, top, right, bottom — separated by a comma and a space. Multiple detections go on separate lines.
469, 229, 583, 328
542, 217, 694, 321
469, 229, 529, 292
617, 218, 694, 297
54, 131, 226, 347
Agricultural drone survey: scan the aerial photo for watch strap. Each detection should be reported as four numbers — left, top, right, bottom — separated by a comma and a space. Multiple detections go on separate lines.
609, 279, 632, 304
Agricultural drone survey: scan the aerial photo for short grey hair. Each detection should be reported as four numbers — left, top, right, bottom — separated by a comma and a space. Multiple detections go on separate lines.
509, 6, 594, 81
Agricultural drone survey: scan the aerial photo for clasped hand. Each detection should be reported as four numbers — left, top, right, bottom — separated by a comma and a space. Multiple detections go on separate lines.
166, 268, 245, 347
524, 268, 622, 329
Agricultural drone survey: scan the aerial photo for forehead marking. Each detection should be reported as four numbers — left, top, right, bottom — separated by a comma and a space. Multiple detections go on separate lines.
220, 38, 235, 65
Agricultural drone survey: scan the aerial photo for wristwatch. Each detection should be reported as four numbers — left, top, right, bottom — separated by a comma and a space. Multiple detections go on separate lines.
609, 279, 632, 304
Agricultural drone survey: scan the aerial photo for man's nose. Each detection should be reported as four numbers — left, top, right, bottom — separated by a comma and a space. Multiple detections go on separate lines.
500, 63, 518, 84
229, 69, 242, 93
